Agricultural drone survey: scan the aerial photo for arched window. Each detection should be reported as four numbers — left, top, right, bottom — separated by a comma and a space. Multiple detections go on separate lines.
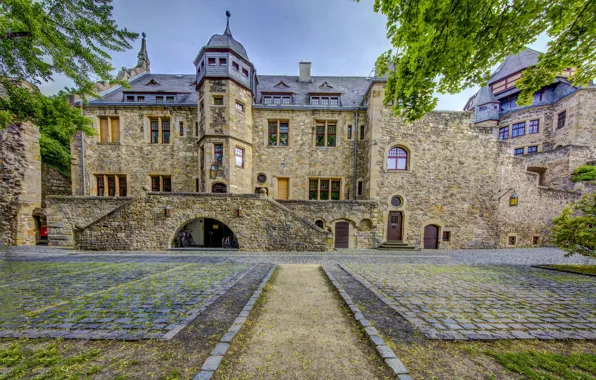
315, 220, 324, 229
387, 147, 408, 170
212, 183, 227, 193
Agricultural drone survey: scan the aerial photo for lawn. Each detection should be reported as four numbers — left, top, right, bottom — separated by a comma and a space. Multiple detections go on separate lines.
537, 265, 596, 276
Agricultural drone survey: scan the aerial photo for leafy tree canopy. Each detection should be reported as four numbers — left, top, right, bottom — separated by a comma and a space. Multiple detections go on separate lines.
550, 193, 596, 257
0, 0, 137, 173
369, 0, 595, 121
571, 165, 596, 183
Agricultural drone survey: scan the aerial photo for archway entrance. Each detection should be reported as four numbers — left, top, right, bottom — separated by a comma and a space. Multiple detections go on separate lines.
175, 218, 238, 248
423, 225, 439, 249
334, 222, 349, 248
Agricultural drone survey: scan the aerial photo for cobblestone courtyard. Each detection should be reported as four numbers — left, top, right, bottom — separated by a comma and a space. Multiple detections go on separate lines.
1, 246, 595, 343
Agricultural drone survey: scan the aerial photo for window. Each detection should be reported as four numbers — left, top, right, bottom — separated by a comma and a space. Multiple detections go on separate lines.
95, 174, 127, 196
357, 180, 363, 196
263, 95, 291, 105
219, 58, 227, 65
200, 101, 204, 113
255, 187, 268, 195
212, 183, 227, 193
527, 146, 538, 154
232, 61, 239, 71
511, 122, 526, 137
315, 121, 337, 147
257, 173, 267, 184
235, 147, 244, 167
309, 178, 341, 200
508, 236, 516, 246
500, 95, 518, 111
557, 111, 566, 128
166, 96, 175, 103
196, 178, 200, 192
529, 119, 540, 134
315, 220, 324, 229
268, 120, 289, 146
156, 96, 164, 103
98, 116, 120, 143
235, 101, 245, 112
195, 121, 199, 137
533, 90, 543, 102
387, 147, 408, 170
359, 124, 365, 140
310, 96, 339, 106
499, 126, 509, 140
179, 121, 184, 137
150, 117, 171, 144
136, 96, 145, 102
514, 148, 525, 156
200, 147, 205, 169
490, 71, 522, 94
442, 231, 451, 242
150, 175, 171, 192
533, 236, 540, 245
213, 96, 224, 106
208, 57, 216, 65
126, 95, 135, 102
214, 143, 223, 164
242, 68, 249, 77
347, 125, 352, 140
391, 195, 402, 207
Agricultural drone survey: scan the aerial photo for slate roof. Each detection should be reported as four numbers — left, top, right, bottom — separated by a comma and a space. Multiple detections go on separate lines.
256, 75, 372, 107
206, 34, 249, 61
473, 86, 498, 106
90, 73, 197, 105
488, 48, 541, 84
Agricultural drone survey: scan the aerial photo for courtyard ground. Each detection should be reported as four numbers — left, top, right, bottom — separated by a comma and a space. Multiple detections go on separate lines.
0, 247, 594, 379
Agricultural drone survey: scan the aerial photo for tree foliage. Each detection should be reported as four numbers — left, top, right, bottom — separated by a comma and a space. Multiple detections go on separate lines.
570, 165, 596, 183
0, 0, 137, 172
369, 0, 596, 121
550, 193, 596, 257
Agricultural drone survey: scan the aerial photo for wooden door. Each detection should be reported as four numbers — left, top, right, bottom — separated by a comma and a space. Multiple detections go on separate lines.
423, 225, 439, 249
277, 178, 289, 200
387, 212, 402, 241
335, 222, 349, 248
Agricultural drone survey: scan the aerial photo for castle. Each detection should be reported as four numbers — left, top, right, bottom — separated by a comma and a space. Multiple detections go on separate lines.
34, 13, 595, 251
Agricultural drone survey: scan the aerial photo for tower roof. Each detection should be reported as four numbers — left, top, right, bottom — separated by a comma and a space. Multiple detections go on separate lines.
488, 48, 541, 84
206, 11, 249, 60
474, 86, 498, 106
136, 32, 150, 70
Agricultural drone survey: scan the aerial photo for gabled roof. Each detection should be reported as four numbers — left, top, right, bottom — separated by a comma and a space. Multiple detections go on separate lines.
488, 48, 542, 84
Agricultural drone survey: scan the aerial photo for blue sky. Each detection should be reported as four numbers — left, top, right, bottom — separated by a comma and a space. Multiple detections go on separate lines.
40, 0, 549, 110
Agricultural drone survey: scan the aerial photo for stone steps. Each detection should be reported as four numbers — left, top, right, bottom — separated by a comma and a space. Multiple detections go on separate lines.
376, 241, 418, 251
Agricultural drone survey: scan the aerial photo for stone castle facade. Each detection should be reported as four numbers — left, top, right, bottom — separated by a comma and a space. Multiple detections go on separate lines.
42, 14, 595, 251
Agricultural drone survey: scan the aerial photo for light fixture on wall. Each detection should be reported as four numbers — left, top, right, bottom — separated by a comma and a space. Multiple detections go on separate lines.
236, 206, 244, 217
509, 192, 519, 207
209, 163, 216, 179
164, 205, 171, 217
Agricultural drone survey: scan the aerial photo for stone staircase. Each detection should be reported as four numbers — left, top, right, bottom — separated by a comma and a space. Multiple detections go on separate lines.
376, 240, 418, 251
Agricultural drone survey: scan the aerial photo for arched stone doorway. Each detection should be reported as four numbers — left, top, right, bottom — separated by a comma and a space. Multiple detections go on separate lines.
423, 225, 440, 249
174, 218, 238, 248
212, 183, 227, 193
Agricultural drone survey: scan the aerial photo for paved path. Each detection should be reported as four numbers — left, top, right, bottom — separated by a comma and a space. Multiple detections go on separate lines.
216, 264, 391, 379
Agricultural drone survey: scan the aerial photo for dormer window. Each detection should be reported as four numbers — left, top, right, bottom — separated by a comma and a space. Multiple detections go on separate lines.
156, 96, 164, 103
263, 95, 291, 105
166, 96, 175, 103
242, 68, 249, 77
310, 96, 340, 106
136, 96, 145, 102
126, 96, 135, 102
232, 61, 239, 71
491, 72, 522, 94
208, 57, 216, 65
219, 58, 227, 65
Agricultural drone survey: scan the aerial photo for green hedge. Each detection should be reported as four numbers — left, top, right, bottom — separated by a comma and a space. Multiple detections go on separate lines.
571, 165, 596, 182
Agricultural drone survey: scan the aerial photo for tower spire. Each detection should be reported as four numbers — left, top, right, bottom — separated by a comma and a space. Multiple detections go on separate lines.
136, 32, 150, 72
224, 10, 232, 37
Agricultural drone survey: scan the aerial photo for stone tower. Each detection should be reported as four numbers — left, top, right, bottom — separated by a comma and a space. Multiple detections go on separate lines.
194, 11, 257, 194
473, 86, 500, 127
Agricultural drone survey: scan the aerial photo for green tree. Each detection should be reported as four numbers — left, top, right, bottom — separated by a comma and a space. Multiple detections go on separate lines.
369, 0, 595, 121
550, 193, 596, 257
0, 0, 137, 173
571, 165, 596, 183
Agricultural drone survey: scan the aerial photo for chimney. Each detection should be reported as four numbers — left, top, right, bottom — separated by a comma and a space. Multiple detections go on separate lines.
299, 61, 311, 82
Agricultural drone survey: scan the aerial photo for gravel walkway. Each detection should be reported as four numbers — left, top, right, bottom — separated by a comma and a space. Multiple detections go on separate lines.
216, 264, 392, 379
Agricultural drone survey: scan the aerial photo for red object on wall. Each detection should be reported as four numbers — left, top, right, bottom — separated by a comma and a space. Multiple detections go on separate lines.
40, 226, 48, 237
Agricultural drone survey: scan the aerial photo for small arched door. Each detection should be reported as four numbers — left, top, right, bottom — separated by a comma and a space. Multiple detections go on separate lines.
334, 222, 349, 249
212, 183, 227, 193
423, 225, 439, 249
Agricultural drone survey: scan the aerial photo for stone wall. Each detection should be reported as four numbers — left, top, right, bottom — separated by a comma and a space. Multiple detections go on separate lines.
49, 193, 328, 251
41, 164, 71, 207
280, 200, 379, 248
45, 196, 131, 246
524, 145, 593, 189
0, 123, 41, 246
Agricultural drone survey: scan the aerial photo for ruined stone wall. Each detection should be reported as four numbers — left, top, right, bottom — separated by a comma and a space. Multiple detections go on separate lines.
251, 109, 364, 200
0, 123, 41, 246
280, 200, 379, 248
496, 155, 582, 247
72, 106, 199, 197
45, 196, 131, 246
524, 145, 593, 189
61, 193, 327, 251
41, 164, 71, 208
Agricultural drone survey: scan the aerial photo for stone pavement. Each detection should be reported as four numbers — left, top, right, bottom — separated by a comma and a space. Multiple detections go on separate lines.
1, 246, 594, 342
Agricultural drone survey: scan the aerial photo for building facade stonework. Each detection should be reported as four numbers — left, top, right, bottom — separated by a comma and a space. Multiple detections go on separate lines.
42, 15, 594, 251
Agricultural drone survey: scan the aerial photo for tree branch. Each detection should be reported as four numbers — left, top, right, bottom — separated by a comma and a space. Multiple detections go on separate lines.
1, 31, 32, 40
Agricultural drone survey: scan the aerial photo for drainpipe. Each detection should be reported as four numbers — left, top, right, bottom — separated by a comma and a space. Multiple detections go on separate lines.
353, 111, 358, 200
79, 103, 86, 196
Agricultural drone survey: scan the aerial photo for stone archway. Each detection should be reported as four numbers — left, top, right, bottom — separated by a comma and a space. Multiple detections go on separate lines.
172, 217, 239, 249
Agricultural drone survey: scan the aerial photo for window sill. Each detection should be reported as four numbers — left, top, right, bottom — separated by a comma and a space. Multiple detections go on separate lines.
314, 146, 337, 148
386, 169, 411, 173
267, 145, 290, 148
97, 142, 121, 145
